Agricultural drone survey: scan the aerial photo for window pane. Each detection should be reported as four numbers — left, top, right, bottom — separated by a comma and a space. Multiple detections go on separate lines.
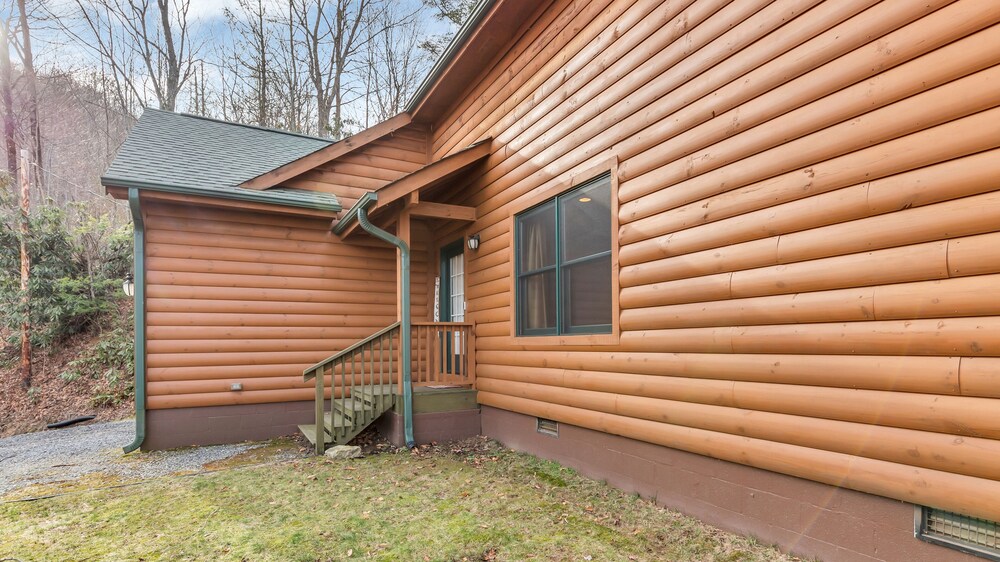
520, 271, 556, 332
561, 176, 611, 262
563, 255, 612, 329
517, 202, 556, 273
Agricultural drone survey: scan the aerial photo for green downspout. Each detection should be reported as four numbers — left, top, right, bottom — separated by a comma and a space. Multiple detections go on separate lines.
355, 200, 415, 448
123, 188, 146, 453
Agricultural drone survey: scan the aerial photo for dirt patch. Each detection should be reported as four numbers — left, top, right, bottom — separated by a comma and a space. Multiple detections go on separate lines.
0, 328, 134, 437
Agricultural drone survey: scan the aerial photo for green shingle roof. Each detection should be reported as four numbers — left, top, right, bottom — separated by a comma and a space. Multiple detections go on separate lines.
102, 109, 341, 212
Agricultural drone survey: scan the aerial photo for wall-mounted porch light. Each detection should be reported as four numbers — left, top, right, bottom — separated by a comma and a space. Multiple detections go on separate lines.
467, 233, 481, 251
122, 272, 135, 298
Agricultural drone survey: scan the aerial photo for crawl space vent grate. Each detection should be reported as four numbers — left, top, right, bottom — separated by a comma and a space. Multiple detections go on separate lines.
536, 418, 558, 437
917, 507, 1000, 560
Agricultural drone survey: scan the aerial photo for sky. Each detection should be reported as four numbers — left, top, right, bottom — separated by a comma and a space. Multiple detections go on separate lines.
4, 0, 458, 132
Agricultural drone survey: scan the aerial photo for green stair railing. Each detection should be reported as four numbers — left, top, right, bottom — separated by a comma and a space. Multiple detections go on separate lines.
303, 322, 400, 454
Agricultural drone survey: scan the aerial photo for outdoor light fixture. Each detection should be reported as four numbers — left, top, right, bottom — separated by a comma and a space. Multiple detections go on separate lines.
122, 272, 135, 298
467, 233, 481, 251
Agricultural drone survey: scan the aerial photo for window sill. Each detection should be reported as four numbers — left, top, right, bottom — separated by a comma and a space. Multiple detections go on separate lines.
510, 332, 619, 347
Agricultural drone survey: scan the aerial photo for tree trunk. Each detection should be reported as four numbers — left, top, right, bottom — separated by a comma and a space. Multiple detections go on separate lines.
157, 0, 180, 111
0, 21, 15, 175
316, 95, 331, 137
18, 148, 31, 390
17, 0, 41, 179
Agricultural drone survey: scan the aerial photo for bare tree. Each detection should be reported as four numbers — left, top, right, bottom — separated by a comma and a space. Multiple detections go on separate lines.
292, 0, 381, 139
62, 0, 200, 113
15, 0, 40, 174
272, 0, 313, 134
0, 18, 16, 174
224, 0, 274, 127
364, 6, 429, 124
17, 147, 30, 389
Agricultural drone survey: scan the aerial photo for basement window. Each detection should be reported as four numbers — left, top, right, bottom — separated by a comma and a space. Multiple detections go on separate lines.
916, 506, 1000, 561
536, 418, 559, 437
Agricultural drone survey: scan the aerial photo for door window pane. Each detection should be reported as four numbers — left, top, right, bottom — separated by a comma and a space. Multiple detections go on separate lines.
448, 253, 464, 322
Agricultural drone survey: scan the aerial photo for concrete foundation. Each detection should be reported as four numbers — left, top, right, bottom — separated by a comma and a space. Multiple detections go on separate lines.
144, 387, 482, 450
377, 386, 481, 446
144, 400, 316, 450
481, 405, 979, 562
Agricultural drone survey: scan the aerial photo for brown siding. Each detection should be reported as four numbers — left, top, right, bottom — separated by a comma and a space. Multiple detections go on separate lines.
281, 125, 429, 209
142, 200, 416, 409
432, 0, 1000, 520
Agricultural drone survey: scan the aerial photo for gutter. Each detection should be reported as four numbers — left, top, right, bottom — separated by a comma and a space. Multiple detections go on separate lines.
101, 177, 342, 213
123, 188, 146, 453
404, 0, 496, 113
343, 194, 415, 447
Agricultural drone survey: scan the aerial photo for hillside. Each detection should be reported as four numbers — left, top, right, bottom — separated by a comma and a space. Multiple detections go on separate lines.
0, 304, 135, 438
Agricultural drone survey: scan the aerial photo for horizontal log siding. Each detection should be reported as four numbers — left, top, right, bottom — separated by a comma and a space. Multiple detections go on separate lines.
280, 127, 429, 209
143, 201, 411, 409
433, 0, 1000, 519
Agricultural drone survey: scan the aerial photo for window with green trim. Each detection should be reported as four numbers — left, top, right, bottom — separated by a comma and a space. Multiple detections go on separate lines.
515, 173, 612, 336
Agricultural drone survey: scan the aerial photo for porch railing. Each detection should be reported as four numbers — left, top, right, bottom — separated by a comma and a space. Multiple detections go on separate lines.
411, 322, 475, 387
302, 320, 475, 454
303, 321, 400, 453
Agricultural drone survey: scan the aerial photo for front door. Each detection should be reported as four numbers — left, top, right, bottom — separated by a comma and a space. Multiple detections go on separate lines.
440, 240, 465, 323
439, 240, 465, 375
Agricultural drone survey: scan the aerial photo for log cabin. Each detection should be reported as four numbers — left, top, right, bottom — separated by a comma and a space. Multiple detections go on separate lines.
102, 1, 1000, 560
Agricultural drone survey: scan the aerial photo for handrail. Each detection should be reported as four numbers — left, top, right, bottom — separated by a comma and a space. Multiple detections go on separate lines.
303, 321, 401, 382
305, 322, 401, 454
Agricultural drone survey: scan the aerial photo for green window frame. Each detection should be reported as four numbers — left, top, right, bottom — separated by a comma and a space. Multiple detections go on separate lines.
515, 173, 613, 336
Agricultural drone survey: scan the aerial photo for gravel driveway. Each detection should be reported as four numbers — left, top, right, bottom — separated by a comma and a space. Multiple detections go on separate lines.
0, 420, 302, 497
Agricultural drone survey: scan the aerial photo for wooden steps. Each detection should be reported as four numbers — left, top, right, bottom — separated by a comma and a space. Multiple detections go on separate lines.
298, 385, 396, 448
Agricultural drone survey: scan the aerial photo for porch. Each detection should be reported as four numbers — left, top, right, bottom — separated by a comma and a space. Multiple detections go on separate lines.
298, 141, 489, 453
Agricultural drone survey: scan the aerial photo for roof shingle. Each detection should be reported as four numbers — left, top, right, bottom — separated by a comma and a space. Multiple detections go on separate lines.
102, 109, 341, 212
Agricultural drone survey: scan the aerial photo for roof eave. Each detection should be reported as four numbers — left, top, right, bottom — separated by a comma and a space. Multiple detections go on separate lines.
404, 0, 496, 115
101, 176, 342, 213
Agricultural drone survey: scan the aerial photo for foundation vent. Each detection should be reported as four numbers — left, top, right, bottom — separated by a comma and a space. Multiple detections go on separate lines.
917, 507, 1000, 561
536, 418, 558, 437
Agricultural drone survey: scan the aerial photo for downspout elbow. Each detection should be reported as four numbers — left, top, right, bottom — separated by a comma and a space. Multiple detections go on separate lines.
123, 187, 146, 453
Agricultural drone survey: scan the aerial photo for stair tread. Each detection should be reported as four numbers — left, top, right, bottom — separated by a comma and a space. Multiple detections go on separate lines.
298, 424, 332, 446
301, 384, 397, 450
324, 411, 351, 429
333, 397, 367, 413
358, 384, 396, 396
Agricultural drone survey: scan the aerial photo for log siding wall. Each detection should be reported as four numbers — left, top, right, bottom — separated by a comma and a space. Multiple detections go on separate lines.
143, 200, 426, 409
430, 0, 1000, 520
280, 127, 430, 210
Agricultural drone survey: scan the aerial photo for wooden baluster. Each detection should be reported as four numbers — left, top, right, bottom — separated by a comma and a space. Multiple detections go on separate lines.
340, 356, 347, 442
313, 367, 323, 455
427, 327, 434, 384
378, 336, 384, 410
457, 328, 464, 384
468, 325, 476, 387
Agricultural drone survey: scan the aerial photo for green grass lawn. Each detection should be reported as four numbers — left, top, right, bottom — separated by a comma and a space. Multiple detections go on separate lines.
0, 438, 796, 561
